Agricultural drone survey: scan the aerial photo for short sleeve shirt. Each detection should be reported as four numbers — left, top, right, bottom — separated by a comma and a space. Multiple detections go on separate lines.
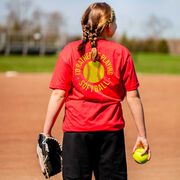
49, 39, 139, 132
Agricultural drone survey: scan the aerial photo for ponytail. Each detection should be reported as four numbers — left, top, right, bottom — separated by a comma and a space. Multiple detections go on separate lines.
78, 2, 116, 62
78, 25, 89, 54
88, 30, 99, 61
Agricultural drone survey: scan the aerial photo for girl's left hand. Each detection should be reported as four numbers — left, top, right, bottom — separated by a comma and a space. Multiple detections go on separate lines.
42, 131, 52, 137
133, 136, 151, 161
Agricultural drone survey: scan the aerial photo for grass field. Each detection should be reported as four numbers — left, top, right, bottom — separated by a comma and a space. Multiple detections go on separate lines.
0, 53, 180, 74
134, 53, 180, 74
0, 55, 57, 72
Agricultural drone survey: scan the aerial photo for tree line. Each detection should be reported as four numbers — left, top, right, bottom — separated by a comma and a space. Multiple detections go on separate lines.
0, 0, 172, 55
119, 33, 169, 53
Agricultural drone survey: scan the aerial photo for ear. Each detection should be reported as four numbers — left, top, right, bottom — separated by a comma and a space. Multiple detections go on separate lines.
101, 23, 113, 38
105, 23, 113, 36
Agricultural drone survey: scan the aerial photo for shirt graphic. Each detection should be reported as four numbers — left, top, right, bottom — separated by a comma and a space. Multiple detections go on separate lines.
75, 52, 114, 93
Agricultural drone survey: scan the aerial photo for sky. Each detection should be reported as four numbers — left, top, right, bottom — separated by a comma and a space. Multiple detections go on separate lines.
0, 0, 179, 39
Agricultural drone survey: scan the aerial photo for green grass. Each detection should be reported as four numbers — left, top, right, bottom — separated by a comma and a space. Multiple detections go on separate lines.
133, 53, 180, 74
0, 53, 180, 74
0, 55, 57, 72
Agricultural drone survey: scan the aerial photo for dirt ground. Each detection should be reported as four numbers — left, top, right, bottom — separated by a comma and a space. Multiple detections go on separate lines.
0, 73, 180, 180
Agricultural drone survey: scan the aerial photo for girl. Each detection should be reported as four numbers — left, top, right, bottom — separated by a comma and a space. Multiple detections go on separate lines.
43, 2, 151, 180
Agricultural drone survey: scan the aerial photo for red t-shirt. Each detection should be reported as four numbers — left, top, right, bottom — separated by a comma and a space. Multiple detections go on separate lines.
49, 39, 139, 132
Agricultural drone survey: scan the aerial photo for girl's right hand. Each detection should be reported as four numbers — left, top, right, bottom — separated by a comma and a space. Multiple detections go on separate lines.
133, 136, 151, 161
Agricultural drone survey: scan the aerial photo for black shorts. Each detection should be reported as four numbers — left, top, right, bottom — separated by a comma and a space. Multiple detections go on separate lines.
62, 130, 127, 180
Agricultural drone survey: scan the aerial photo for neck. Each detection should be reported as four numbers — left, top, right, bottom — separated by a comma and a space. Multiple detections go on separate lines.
98, 35, 107, 40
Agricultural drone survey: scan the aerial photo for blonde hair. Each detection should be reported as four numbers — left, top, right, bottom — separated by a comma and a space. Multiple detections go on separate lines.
78, 2, 115, 61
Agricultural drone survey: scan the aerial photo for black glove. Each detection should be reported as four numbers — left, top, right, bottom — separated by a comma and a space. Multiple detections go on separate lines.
37, 133, 62, 179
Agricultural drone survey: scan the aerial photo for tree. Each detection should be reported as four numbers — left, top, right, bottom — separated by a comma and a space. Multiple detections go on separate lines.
158, 39, 169, 53
6, 0, 32, 34
31, 9, 44, 36
119, 32, 129, 47
145, 15, 172, 39
44, 11, 63, 43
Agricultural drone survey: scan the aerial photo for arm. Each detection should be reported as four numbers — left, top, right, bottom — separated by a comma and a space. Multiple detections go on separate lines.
43, 89, 66, 136
126, 89, 151, 160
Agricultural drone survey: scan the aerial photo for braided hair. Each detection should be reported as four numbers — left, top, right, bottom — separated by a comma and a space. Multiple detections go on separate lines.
78, 3, 116, 61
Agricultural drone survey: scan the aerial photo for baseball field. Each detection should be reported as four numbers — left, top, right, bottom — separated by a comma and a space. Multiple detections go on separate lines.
0, 54, 180, 180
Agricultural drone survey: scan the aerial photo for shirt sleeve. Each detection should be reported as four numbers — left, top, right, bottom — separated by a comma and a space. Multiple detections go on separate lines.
121, 54, 139, 91
49, 45, 72, 91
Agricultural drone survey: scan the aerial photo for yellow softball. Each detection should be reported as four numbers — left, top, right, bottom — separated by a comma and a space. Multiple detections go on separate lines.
83, 61, 104, 83
133, 148, 148, 164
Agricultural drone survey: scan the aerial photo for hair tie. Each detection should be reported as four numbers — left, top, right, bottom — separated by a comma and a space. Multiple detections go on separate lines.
91, 47, 98, 61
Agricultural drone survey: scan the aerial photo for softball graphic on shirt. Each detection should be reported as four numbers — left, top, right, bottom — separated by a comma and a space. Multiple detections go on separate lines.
83, 61, 105, 83
75, 52, 114, 92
